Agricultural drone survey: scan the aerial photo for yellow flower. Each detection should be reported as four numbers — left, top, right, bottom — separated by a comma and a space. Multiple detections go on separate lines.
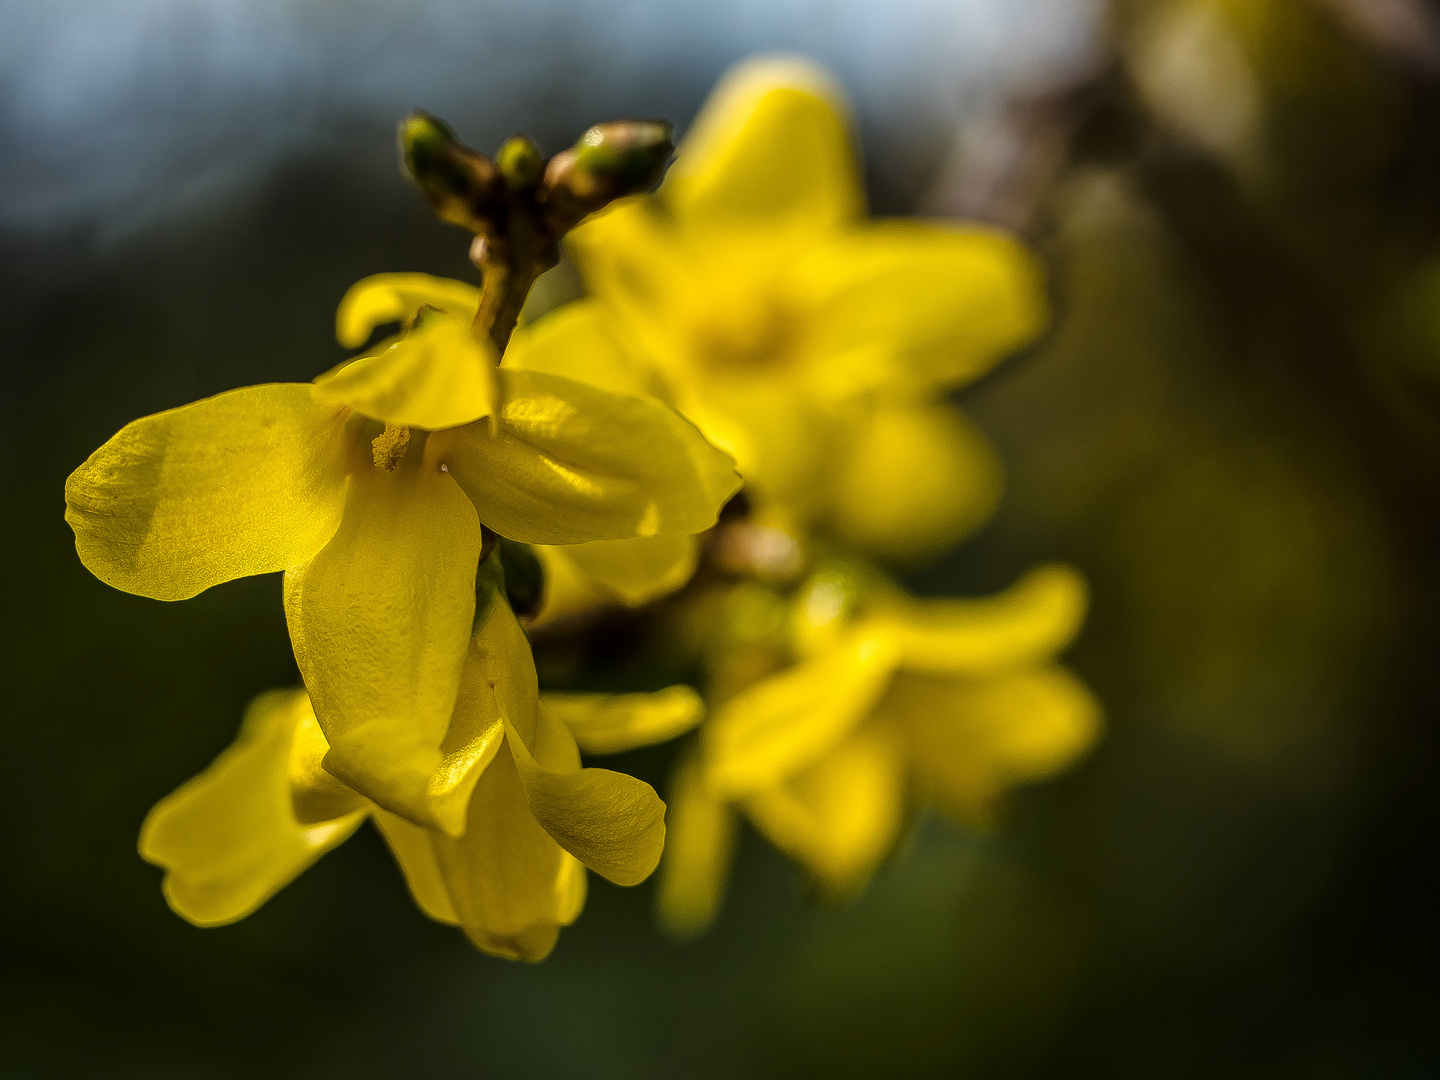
139, 588, 667, 961
642, 565, 1099, 937
517, 56, 1048, 564
66, 273, 740, 829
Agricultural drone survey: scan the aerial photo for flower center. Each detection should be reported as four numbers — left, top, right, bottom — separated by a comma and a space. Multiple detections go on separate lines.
371, 423, 412, 470
691, 302, 794, 372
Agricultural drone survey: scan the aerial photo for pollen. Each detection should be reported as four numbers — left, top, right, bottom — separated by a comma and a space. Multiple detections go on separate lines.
371, 423, 412, 470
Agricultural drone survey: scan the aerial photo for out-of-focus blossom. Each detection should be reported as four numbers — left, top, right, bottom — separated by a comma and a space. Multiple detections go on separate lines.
140, 577, 667, 961
521, 55, 1048, 565
566, 562, 1099, 937
494, 57, 1100, 934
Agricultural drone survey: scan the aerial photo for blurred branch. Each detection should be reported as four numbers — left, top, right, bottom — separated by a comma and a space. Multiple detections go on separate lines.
1312, 0, 1440, 73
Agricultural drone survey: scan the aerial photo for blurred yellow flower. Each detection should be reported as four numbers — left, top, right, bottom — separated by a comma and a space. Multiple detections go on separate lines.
565, 564, 1099, 938
662, 564, 1098, 935
66, 274, 739, 829
523, 55, 1049, 564
140, 586, 667, 961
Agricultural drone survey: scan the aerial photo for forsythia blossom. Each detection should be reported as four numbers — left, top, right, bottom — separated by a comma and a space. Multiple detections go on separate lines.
66, 113, 741, 957
66, 289, 736, 830
524, 55, 1048, 566
655, 563, 1098, 935
141, 580, 667, 961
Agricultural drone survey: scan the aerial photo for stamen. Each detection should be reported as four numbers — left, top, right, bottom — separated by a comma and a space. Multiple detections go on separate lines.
371, 423, 412, 470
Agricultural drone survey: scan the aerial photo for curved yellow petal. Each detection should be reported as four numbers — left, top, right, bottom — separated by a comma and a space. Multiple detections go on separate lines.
703, 627, 901, 797
424, 590, 538, 838
371, 809, 459, 925
874, 565, 1089, 677
528, 544, 608, 628
503, 299, 671, 403
890, 666, 1101, 820
138, 689, 366, 927
335, 273, 480, 349
787, 221, 1047, 395
527, 536, 698, 628
288, 706, 370, 825
433, 368, 740, 545
560, 533, 700, 607
505, 705, 667, 886
65, 384, 348, 601
283, 458, 480, 827
316, 313, 498, 431
655, 745, 737, 939
429, 739, 585, 962
664, 55, 862, 235
743, 725, 905, 895
545, 685, 705, 755
827, 403, 1003, 563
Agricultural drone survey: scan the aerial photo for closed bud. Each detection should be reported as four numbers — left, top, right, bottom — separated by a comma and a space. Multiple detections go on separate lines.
542, 120, 674, 226
496, 134, 545, 191
398, 111, 500, 231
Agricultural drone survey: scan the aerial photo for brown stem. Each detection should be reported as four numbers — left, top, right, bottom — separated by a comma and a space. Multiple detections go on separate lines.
471, 257, 532, 354
470, 213, 558, 356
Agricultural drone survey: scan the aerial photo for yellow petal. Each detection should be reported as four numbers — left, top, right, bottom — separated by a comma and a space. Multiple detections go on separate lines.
65, 384, 348, 601
138, 689, 366, 927
315, 313, 498, 430
743, 725, 905, 895
429, 739, 585, 962
655, 745, 737, 939
335, 273, 481, 349
371, 809, 459, 925
890, 666, 1101, 820
527, 535, 698, 629
786, 221, 1047, 395
528, 544, 608, 628
564, 203, 698, 375
703, 627, 901, 797
827, 403, 1003, 563
664, 55, 862, 235
674, 378, 838, 520
288, 706, 370, 825
875, 564, 1089, 676
425, 592, 538, 837
283, 457, 480, 827
544, 686, 705, 755
505, 705, 667, 886
432, 368, 740, 545
561, 533, 700, 607
503, 299, 671, 403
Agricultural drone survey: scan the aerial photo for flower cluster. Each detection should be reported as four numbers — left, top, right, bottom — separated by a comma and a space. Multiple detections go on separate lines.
511, 57, 1102, 936
65, 55, 1099, 958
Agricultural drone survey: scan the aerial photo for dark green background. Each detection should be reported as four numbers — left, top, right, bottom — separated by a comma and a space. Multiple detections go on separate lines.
3, 1, 1439, 1074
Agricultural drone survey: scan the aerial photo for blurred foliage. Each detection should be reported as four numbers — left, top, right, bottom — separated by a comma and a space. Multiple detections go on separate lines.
4, 0, 1440, 1074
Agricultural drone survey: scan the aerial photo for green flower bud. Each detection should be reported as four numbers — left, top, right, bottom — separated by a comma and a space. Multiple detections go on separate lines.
574, 120, 674, 189
497, 134, 545, 191
542, 120, 675, 227
398, 111, 500, 231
